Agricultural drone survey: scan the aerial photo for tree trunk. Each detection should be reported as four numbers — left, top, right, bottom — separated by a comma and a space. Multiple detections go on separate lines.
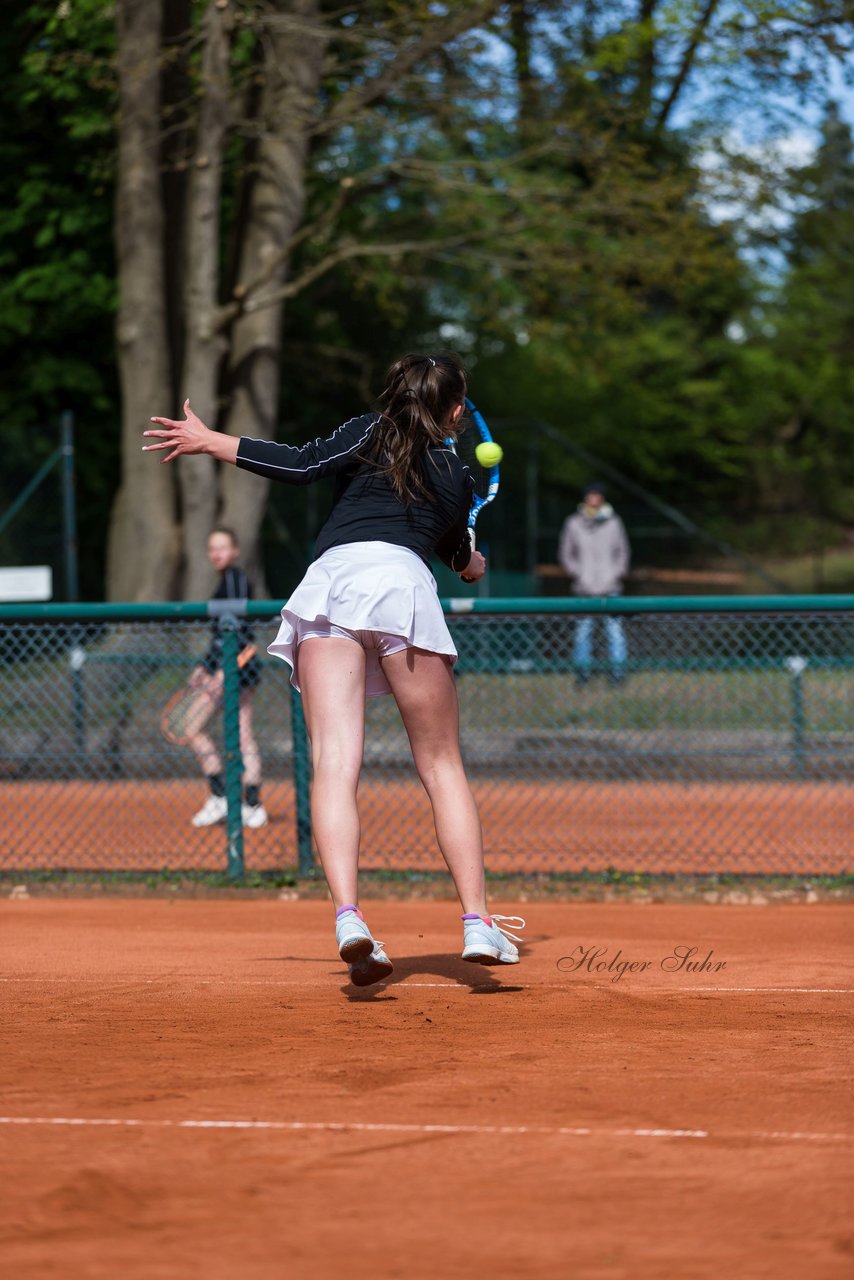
161, 0, 193, 406
178, 0, 235, 599
107, 0, 178, 601
510, 1, 538, 140
635, 0, 657, 123
219, 0, 327, 592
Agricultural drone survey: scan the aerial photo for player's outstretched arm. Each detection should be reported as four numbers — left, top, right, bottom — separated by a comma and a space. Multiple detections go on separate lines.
143, 400, 239, 465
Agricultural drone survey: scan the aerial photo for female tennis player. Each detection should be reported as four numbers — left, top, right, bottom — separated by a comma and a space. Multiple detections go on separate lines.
145, 353, 524, 986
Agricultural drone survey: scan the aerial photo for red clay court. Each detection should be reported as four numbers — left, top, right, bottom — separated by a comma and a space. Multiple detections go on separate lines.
1, 898, 852, 1278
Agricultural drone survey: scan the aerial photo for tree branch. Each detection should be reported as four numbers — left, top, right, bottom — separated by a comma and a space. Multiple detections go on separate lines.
219, 140, 552, 323
311, 0, 503, 137
215, 235, 465, 328
214, 219, 534, 328
654, 0, 721, 131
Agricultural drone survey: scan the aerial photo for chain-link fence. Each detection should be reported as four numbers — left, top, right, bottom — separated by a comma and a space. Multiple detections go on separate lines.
1, 598, 852, 876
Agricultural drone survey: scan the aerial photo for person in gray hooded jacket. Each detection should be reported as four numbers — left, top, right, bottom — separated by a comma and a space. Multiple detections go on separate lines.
558, 482, 630, 684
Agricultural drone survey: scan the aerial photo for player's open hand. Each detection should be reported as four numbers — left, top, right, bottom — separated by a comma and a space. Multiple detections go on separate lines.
143, 400, 215, 463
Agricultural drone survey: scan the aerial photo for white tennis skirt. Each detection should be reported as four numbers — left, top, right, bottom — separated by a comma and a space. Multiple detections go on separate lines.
268, 541, 457, 696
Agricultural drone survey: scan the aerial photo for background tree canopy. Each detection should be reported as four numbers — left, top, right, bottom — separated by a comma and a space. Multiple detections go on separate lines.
1, 0, 852, 599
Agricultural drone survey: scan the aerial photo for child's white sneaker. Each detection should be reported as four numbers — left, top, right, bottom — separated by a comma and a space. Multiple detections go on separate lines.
461, 914, 525, 965
191, 795, 228, 827
242, 802, 268, 829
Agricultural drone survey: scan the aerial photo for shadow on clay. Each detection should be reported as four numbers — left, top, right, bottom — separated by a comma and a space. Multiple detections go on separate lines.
340, 950, 526, 1001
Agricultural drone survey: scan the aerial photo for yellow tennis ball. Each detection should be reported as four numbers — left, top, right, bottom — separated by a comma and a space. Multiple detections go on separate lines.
475, 441, 503, 467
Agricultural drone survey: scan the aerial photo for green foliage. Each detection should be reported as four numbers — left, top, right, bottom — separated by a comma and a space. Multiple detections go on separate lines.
742, 105, 854, 529
268, 5, 851, 579
279, 4, 759, 516
2, 0, 851, 594
0, 2, 118, 596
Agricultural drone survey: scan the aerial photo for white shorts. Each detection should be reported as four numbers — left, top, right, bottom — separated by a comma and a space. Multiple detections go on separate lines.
268, 542, 457, 697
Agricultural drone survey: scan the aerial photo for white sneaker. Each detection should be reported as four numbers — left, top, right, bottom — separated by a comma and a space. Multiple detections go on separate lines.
461, 914, 525, 965
335, 908, 393, 986
191, 795, 228, 828
349, 941, 394, 987
242, 803, 268, 829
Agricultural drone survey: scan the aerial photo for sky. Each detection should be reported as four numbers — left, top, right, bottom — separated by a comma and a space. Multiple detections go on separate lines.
674, 43, 854, 263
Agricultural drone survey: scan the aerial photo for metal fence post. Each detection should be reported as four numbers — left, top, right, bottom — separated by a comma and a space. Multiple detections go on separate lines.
220, 622, 245, 880
289, 685, 314, 874
68, 637, 87, 756
60, 411, 79, 602
785, 656, 808, 779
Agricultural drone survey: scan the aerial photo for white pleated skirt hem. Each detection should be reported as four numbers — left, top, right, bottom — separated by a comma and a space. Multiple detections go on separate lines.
268, 542, 456, 696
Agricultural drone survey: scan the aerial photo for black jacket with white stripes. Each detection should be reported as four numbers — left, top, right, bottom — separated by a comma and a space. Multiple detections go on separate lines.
236, 414, 474, 572
202, 565, 261, 687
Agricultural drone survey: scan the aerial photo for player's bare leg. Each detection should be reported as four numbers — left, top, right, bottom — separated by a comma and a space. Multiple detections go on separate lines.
380, 647, 488, 917
297, 637, 367, 908
298, 637, 392, 984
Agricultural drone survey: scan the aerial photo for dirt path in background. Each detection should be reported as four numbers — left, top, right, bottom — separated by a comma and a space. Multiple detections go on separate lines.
2, 778, 851, 874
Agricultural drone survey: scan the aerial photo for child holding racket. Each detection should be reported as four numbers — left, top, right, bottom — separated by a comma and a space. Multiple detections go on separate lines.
186, 527, 267, 830
145, 354, 523, 985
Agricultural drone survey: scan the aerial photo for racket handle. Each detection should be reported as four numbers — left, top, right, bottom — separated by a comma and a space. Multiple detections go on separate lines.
237, 644, 257, 668
459, 527, 478, 582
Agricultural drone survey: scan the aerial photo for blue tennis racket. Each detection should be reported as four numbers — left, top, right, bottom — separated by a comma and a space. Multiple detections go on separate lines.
450, 397, 500, 549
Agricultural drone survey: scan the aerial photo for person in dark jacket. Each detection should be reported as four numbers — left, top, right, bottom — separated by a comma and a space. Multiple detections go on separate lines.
558, 482, 630, 684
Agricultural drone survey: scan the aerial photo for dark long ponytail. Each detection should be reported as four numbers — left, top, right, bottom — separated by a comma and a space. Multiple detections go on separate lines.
369, 353, 467, 504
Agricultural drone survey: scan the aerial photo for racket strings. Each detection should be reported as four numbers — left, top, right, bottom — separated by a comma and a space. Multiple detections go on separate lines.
161, 686, 218, 744
455, 422, 493, 502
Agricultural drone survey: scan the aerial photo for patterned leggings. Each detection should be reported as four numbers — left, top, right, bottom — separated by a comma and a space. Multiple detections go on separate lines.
186, 677, 262, 786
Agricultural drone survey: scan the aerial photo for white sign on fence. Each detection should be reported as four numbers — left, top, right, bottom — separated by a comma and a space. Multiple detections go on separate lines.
0, 566, 53, 602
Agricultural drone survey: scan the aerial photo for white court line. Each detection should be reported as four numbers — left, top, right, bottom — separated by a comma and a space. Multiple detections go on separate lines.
1, 976, 853, 994
0, 1116, 850, 1144
382, 984, 854, 994
348, 984, 854, 993
590, 986, 854, 994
